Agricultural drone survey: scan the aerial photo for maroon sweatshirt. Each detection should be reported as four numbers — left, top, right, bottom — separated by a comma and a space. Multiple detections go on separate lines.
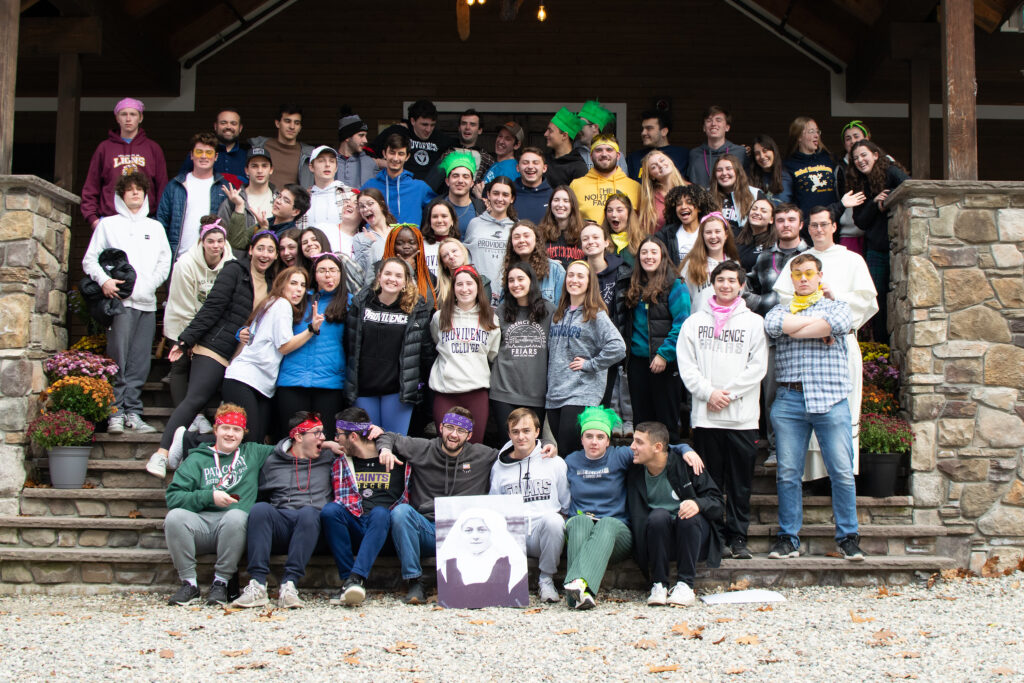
80, 128, 168, 226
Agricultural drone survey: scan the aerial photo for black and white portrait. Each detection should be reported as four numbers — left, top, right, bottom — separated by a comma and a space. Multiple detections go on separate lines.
435, 495, 529, 608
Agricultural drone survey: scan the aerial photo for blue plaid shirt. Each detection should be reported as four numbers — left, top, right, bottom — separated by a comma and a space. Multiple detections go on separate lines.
764, 298, 852, 413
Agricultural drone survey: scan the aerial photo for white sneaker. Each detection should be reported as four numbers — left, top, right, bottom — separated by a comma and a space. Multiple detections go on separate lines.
667, 581, 695, 607
107, 414, 124, 434
167, 426, 187, 470
232, 579, 268, 608
145, 452, 167, 479
125, 413, 157, 434
278, 580, 304, 609
190, 414, 213, 434
647, 582, 668, 606
538, 574, 559, 603
563, 578, 587, 606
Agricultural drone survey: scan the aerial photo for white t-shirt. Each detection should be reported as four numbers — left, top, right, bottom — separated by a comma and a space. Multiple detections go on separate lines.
246, 188, 274, 224
676, 226, 700, 264
335, 231, 355, 258
423, 242, 440, 277
223, 297, 295, 397
178, 173, 215, 257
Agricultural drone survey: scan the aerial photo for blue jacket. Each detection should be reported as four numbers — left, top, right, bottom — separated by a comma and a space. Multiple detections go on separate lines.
513, 178, 553, 224
360, 169, 434, 226
156, 171, 228, 258
277, 288, 347, 389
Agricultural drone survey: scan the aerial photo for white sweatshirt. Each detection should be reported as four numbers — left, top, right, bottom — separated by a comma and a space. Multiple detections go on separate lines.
82, 193, 171, 312
163, 239, 234, 341
676, 297, 768, 430
428, 305, 500, 394
489, 439, 571, 523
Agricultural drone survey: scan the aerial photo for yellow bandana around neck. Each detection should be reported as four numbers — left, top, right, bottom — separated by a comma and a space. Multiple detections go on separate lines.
610, 231, 629, 253
790, 285, 824, 314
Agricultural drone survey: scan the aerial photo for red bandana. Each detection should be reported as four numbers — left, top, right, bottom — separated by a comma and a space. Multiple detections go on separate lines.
289, 417, 323, 441
453, 264, 479, 279
214, 411, 247, 429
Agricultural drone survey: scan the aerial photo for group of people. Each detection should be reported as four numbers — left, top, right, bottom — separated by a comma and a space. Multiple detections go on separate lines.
80, 96, 903, 608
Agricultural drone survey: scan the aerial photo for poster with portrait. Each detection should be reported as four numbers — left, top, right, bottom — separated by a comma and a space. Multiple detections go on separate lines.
434, 495, 529, 609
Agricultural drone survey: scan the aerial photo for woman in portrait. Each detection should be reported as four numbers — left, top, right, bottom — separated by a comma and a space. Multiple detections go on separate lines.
436, 507, 528, 608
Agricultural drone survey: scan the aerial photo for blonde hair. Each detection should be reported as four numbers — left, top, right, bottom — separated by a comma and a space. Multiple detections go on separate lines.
637, 150, 684, 235
436, 237, 471, 307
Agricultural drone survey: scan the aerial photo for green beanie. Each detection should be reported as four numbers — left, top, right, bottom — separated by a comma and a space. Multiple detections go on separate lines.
578, 100, 615, 130
439, 150, 478, 178
551, 107, 584, 139
578, 406, 622, 436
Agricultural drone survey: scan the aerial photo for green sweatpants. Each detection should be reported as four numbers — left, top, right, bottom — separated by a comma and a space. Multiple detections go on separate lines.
564, 514, 632, 596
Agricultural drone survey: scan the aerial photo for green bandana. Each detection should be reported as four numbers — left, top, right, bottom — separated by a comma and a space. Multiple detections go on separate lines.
551, 107, 584, 139
439, 150, 478, 178
578, 406, 622, 436
578, 100, 615, 130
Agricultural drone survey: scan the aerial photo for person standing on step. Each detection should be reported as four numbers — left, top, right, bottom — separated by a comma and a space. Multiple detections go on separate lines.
164, 404, 272, 606
83, 171, 171, 436
543, 108, 588, 189
156, 132, 228, 260
320, 407, 407, 606
232, 412, 337, 610
626, 421, 721, 607
764, 253, 865, 562
677, 261, 767, 561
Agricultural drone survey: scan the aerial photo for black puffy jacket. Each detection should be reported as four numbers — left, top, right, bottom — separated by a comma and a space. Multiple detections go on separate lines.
177, 256, 274, 359
79, 248, 137, 326
344, 287, 436, 405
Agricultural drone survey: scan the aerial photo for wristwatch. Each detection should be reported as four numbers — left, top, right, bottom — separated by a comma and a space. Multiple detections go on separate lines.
307, 323, 319, 336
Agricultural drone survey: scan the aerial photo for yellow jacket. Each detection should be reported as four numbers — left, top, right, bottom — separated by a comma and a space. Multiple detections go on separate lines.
570, 168, 641, 223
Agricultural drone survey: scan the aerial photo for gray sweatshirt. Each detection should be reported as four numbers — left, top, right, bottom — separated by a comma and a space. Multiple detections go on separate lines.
545, 308, 626, 409
490, 301, 554, 407
257, 438, 335, 510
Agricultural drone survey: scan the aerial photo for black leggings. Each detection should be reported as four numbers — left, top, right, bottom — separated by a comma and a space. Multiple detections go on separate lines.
546, 405, 586, 457
168, 350, 190, 406
628, 354, 683, 442
274, 386, 345, 441
221, 379, 273, 445
159, 355, 225, 450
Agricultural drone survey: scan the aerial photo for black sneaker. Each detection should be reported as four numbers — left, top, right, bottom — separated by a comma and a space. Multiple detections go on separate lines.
730, 538, 753, 560
341, 575, 367, 605
768, 536, 801, 559
206, 579, 230, 606
403, 578, 426, 605
838, 534, 866, 562
168, 581, 201, 606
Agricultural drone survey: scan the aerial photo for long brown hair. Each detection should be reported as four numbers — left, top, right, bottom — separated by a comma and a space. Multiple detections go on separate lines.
637, 150, 685, 235
359, 187, 397, 226
602, 192, 644, 255
787, 116, 830, 156
846, 140, 908, 197
682, 215, 740, 287
247, 265, 308, 327
749, 134, 785, 196
439, 266, 497, 332
502, 220, 550, 285
554, 260, 607, 323
538, 186, 584, 247
310, 253, 349, 322
736, 198, 778, 248
625, 237, 676, 308
372, 256, 419, 314
710, 154, 756, 221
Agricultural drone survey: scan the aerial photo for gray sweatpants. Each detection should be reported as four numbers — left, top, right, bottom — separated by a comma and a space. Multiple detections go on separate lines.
165, 508, 248, 582
526, 512, 566, 577
106, 307, 155, 415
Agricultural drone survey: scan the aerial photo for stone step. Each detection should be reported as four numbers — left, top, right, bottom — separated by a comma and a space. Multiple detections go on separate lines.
31, 459, 167, 489
20, 487, 166, 519
0, 546, 958, 592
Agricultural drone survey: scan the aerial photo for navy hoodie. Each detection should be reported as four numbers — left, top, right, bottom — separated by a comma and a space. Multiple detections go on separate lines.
513, 178, 553, 224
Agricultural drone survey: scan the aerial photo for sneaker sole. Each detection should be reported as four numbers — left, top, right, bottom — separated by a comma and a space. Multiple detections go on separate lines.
647, 599, 667, 606
668, 599, 695, 607
342, 587, 366, 605
768, 550, 801, 559
169, 595, 199, 606
843, 554, 866, 562
232, 598, 268, 608
575, 597, 596, 611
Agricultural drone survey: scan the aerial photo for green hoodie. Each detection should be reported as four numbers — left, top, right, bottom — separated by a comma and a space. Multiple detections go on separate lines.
165, 442, 275, 513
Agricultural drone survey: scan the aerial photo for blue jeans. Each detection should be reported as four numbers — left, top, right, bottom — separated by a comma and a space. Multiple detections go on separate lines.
245, 503, 321, 585
320, 502, 392, 580
355, 393, 413, 435
389, 503, 436, 580
770, 388, 858, 543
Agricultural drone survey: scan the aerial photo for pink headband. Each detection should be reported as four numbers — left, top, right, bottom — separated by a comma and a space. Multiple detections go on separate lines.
700, 211, 726, 225
114, 97, 145, 115
200, 219, 226, 240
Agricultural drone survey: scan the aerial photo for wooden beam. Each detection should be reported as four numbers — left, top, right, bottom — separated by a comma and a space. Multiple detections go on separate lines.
975, 0, 1019, 32
909, 58, 930, 179
18, 17, 102, 55
845, 0, 937, 101
941, 0, 978, 180
827, 0, 884, 26
53, 52, 81, 191
0, 0, 19, 175
889, 22, 939, 60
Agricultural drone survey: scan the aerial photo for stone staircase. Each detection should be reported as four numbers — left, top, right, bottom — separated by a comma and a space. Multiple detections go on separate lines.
0, 367, 962, 595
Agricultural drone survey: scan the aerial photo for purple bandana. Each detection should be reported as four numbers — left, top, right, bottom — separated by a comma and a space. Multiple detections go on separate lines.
442, 413, 474, 432
336, 419, 372, 436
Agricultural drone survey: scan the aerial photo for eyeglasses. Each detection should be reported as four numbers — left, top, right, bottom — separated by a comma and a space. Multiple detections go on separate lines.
804, 129, 821, 136
442, 424, 469, 436
790, 269, 819, 280
808, 222, 833, 231
316, 267, 341, 275
303, 429, 324, 438
192, 148, 216, 158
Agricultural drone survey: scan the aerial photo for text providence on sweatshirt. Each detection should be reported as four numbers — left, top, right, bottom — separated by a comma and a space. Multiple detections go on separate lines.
428, 305, 501, 394
545, 307, 625, 409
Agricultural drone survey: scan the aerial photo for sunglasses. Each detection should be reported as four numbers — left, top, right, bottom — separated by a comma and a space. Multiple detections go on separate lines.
192, 148, 216, 158
790, 269, 820, 280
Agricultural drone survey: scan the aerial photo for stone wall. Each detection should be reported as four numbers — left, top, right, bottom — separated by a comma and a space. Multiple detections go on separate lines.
0, 176, 78, 515
889, 180, 1024, 571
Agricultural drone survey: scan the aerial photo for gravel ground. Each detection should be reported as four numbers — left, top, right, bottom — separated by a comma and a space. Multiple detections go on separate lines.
1, 574, 1023, 682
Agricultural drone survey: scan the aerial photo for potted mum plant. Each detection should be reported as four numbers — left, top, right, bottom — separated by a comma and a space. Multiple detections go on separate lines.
26, 410, 95, 488
858, 412, 913, 497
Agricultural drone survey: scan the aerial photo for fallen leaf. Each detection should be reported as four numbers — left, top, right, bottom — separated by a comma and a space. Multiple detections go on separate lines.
127, 510, 141, 519
926, 573, 938, 589
555, 628, 578, 635
713, 636, 726, 645
468, 619, 494, 625
523, 608, 543, 615
757, 605, 773, 612
992, 668, 1016, 676
850, 610, 877, 623
726, 667, 748, 675
276, 646, 293, 655
648, 664, 679, 673
344, 647, 360, 656
159, 649, 174, 659
579, 646, 601, 652
897, 652, 921, 659
918, 630, 934, 638
633, 615, 648, 620
221, 607, 241, 615
671, 622, 704, 639
885, 674, 918, 679
716, 617, 734, 623
981, 556, 1001, 578
383, 641, 418, 655
729, 579, 750, 591
825, 551, 843, 558
343, 656, 360, 665
735, 635, 759, 645
633, 639, 657, 650
937, 595, 958, 601
81, 481, 96, 489
759, 657, 782, 663
430, 606, 444, 611
166, 631, 183, 637
233, 662, 268, 670
221, 648, 251, 658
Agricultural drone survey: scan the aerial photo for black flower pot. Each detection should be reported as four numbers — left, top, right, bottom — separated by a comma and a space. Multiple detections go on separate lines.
856, 451, 903, 498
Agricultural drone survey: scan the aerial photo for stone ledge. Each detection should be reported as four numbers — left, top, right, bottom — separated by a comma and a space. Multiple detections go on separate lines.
889, 180, 1024, 207
0, 175, 80, 206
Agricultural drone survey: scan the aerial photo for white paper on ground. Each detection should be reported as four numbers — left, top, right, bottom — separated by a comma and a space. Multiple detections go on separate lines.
700, 589, 787, 604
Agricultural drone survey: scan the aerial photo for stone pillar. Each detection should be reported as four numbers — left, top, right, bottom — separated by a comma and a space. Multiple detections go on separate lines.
0, 176, 78, 515
889, 180, 1024, 571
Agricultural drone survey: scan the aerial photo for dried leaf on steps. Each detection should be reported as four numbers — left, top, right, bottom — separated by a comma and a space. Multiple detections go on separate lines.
344, 647, 360, 656
555, 628, 578, 635
728, 579, 750, 591
276, 646, 293, 655
876, 586, 901, 598
716, 617, 734, 623
233, 661, 268, 670
981, 556, 1001, 578
633, 639, 657, 649
885, 674, 918, 679
850, 610, 876, 623
383, 642, 418, 654
165, 631, 183, 637
713, 637, 726, 645
759, 657, 782, 663
757, 605, 773, 612
523, 607, 542, 614
221, 648, 251, 657
735, 635, 759, 645
670, 622, 704, 639
726, 667, 748, 675
468, 619, 494, 625
221, 607, 241, 615
825, 551, 843, 558
158, 649, 174, 659
648, 664, 679, 673
343, 656, 360, 665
